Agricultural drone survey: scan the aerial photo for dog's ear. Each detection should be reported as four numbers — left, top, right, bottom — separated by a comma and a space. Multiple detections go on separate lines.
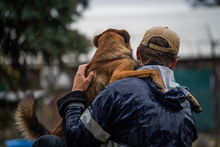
93, 34, 102, 48
119, 30, 130, 43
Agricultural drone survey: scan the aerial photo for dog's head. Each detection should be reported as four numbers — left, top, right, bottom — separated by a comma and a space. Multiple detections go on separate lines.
93, 29, 130, 48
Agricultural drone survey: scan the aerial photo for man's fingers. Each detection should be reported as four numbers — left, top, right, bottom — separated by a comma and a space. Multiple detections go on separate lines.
78, 63, 88, 71
86, 71, 94, 83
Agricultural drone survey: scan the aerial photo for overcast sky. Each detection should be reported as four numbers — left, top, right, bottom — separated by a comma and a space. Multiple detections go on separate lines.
71, 0, 220, 62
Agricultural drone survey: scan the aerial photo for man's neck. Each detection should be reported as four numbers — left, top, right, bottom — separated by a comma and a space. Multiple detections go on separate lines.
143, 62, 161, 66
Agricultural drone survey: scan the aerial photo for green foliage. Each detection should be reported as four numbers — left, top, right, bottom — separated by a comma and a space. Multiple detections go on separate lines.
0, 0, 91, 91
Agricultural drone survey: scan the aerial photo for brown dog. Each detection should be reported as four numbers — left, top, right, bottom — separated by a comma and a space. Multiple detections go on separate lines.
15, 29, 202, 140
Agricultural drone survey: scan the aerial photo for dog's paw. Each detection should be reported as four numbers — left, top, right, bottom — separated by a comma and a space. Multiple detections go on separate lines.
152, 78, 165, 93
190, 102, 202, 113
156, 83, 165, 93
187, 94, 202, 113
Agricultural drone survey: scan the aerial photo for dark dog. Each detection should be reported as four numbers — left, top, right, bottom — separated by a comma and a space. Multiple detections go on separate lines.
15, 29, 202, 140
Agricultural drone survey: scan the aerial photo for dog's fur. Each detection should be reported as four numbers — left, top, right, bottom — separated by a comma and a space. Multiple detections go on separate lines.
15, 29, 202, 140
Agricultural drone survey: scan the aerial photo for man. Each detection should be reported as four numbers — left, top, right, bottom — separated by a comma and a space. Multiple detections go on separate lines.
33, 26, 198, 147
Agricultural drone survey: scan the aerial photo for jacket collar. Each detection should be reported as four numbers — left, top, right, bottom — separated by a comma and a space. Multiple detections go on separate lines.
135, 62, 160, 70
136, 63, 180, 92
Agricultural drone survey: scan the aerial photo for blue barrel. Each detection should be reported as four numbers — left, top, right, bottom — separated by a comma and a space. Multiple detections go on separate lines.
4, 138, 35, 147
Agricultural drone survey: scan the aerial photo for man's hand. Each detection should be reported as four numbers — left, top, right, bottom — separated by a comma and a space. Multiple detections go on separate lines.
72, 64, 94, 92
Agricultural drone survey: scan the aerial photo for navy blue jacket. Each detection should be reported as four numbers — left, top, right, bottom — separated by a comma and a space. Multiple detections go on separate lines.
57, 78, 198, 147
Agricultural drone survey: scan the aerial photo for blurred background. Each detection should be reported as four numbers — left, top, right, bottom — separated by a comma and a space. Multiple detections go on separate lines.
0, 0, 220, 146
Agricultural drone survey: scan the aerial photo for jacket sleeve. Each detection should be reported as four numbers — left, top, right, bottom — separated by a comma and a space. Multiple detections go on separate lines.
57, 89, 113, 147
57, 91, 86, 118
